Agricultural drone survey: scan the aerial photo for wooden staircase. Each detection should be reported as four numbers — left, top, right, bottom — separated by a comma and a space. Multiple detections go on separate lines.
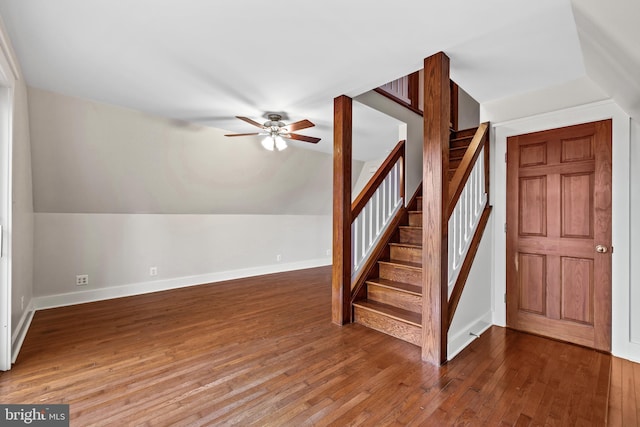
352, 128, 476, 346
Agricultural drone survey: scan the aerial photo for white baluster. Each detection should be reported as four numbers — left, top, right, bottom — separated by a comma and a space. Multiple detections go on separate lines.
352, 219, 358, 270
375, 188, 381, 234
368, 201, 373, 254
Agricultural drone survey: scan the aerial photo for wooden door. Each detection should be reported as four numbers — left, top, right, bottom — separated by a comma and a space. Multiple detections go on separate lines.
506, 120, 612, 352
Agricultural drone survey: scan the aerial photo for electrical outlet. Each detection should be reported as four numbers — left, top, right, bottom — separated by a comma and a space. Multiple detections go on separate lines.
325, 249, 331, 256
76, 274, 89, 286
150, 266, 158, 276
21, 296, 24, 310
276, 254, 282, 262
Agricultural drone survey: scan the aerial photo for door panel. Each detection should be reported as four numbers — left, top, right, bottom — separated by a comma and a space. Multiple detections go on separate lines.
560, 256, 593, 324
519, 176, 547, 236
506, 120, 612, 352
561, 173, 593, 238
518, 253, 546, 315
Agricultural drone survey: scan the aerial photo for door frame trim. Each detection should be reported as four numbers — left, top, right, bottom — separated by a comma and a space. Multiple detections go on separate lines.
0, 32, 15, 371
490, 100, 635, 360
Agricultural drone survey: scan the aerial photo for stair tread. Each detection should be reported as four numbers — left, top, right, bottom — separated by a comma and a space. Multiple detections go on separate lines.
451, 127, 478, 138
353, 300, 421, 326
388, 242, 421, 249
399, 225, 421, 230
408, 210, 422, 214
450, 149, 468, 158
379, 259, 421, 270
450, 138, 473, 147
366, 278, 422, 296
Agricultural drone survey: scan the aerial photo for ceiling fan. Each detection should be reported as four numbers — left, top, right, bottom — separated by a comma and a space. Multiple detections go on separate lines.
225, 114, 321, 151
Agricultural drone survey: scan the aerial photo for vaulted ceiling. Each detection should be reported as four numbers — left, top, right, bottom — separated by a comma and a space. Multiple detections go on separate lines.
0, 0, 638, 157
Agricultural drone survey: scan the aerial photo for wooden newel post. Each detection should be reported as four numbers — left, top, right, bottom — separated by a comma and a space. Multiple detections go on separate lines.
422, 52, 450, 365
332, 95, 353, 325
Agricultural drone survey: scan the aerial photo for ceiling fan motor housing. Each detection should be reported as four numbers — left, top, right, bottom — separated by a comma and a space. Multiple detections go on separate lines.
265, 114, 285, 129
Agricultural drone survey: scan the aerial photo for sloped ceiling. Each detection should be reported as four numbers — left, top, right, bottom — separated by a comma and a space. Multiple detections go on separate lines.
571, 0, 640, 120
0, 0, 637, 157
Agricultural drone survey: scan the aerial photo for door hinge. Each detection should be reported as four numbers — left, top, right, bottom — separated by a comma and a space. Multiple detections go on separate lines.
504, 293, 507, 303
505, 152, 507, 163
504, 223, 507, 233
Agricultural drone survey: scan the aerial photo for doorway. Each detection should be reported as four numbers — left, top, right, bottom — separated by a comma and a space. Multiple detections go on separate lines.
506, 120, 612, 352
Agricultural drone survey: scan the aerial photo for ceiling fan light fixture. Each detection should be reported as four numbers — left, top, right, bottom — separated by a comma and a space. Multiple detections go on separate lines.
261, 135, 275, 151
274, 135, 287, 151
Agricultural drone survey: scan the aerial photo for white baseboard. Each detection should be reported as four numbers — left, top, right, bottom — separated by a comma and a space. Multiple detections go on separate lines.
5, 259, 329, 364
447, 311, 493, 361
34, 258, 331, 311
11, 300, 35, 363
613, 342, 640, 364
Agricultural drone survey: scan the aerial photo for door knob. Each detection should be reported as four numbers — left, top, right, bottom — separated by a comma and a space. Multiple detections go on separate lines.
595, 245, 608, 253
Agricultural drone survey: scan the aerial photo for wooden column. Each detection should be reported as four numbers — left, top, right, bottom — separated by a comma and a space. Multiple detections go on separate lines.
422, 52, 450, 364
408, 71, 420, 111
332, 95, 353, 325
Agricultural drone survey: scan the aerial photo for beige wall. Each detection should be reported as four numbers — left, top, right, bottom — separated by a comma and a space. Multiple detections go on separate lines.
28, 87, 333, 215
27, 87, 334, 304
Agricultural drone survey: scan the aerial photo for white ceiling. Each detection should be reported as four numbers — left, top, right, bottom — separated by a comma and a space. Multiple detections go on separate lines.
0, 0, 638, 159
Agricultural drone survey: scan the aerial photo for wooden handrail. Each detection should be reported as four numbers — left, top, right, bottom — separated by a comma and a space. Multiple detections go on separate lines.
374, 88, 424, 117
447, 122, 489, 217
351, 140, 405, 219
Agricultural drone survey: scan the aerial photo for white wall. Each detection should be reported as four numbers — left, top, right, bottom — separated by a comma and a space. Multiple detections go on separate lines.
457, 86, 480, 131
481, 76, 607, 124
10, 78, 33, 343
0, 17, 34, 366
448, 215, 493, 358
352, 158, 384, 200
490, 100, 638, 362
630, 119, 640, 345
27, 88, 334, 308
34, 213, 330, 306
355, 91, 423, 200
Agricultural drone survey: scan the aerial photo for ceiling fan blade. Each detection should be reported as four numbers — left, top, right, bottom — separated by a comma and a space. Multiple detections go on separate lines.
286, 133, 321, 144
283, 119, 315, 132
236, 116, 266, 129
224, 133, 260, 137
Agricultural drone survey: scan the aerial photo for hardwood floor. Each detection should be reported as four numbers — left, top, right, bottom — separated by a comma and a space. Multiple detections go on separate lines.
0, 266, 632, 426
609, 356, 640, 425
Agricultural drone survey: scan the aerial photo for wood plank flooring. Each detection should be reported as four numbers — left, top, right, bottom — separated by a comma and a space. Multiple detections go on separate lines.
609, 356, 640, 425
0, 266, 631, 426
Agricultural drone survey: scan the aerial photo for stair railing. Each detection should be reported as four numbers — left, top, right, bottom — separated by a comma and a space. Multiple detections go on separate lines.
378, 76, 411, 105
446, 122, 492, 327
350, 140, 406, 296
448, 145, 486, 293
